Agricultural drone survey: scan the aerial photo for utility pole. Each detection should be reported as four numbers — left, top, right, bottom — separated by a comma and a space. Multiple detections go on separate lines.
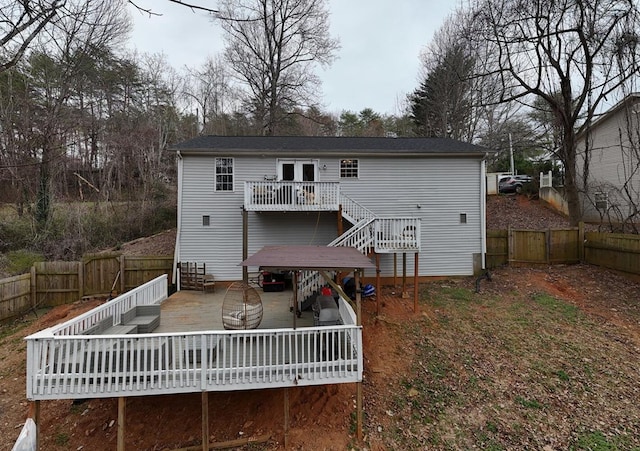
509, 133, 515, 175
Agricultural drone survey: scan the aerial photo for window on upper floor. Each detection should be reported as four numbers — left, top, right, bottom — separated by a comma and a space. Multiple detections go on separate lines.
215, 157, 233, 191
340, 159, 358, 178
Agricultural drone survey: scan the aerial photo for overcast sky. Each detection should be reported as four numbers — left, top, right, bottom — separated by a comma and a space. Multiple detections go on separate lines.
128, 1, 458, 116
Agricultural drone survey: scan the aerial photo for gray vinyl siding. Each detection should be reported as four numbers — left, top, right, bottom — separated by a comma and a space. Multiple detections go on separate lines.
577, 108, 640, 221
178, 155, 337, 280
338, 156, 482, 277
178, 154, 484, 280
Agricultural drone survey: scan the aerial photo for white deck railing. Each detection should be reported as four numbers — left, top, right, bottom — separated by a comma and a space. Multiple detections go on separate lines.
25, 293, 362, 400
47, 276, 168, 336
374, 217, 422, 253
296, 216, 421, 305
540, 170, 553, 188
339, 194, 376, 224
244, 181, 340, 211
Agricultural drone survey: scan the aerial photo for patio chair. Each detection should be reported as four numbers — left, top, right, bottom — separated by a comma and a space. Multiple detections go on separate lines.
222, 282, 263, 330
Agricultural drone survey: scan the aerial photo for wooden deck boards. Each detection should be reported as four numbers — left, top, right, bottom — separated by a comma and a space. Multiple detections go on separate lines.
155, 288, 314, 334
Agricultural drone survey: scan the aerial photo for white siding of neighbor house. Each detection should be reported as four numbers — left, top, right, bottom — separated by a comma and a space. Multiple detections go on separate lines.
576, 105, 640, 221
178, 153, 484, 280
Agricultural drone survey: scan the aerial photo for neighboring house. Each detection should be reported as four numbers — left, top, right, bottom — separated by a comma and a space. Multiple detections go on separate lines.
171, 136, 492, 286
576, 93, 640, 225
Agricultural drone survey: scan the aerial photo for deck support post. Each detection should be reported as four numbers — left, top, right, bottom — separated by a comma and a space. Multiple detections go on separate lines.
402, 253, 408, 298
375, 253, 381, 315
284, 387, 290, 448
354, 270, 363, 442
202, 392, 209, 451
242, 207, 248, 284
30, 400, 40, 451
117, 397, 126, 451
393, 254, 397, 289
414, 253, 419, 313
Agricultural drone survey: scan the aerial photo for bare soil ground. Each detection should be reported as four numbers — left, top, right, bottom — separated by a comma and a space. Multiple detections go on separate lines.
2, 196, 640, 450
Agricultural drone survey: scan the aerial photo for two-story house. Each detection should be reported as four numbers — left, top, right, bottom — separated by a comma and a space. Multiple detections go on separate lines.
171, 135, 492, 287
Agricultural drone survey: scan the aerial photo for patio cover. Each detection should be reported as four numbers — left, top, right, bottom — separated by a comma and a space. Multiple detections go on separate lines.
240, 245, 376, 271
241, 245, 372, 443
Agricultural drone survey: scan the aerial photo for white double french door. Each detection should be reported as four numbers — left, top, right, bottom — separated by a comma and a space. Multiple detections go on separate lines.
277, 160, 318, 182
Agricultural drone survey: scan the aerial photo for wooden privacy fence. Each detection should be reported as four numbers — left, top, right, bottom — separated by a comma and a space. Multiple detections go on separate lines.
0, 255, 173, 323
0, 274, 31, 323
584, 232, 640, 275
487, 226, 640, 276
487, 226, 583, 268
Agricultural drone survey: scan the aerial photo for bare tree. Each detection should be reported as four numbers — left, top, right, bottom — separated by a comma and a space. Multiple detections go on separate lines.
10, 1, 131, 228
182, 55, 239, 135
469, 0, 640, 225
0, 0, 66, 72
410, 9, 524, 148
410, 13, 477, 140
216, 0, 339, 135
0, 1, 219, 75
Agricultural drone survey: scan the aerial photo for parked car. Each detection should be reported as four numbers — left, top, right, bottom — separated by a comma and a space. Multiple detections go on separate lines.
498, 176, 524, 194
513, 174, 533, 183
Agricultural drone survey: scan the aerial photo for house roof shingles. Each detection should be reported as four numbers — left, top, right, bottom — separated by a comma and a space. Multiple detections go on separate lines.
171, 135, 492, 157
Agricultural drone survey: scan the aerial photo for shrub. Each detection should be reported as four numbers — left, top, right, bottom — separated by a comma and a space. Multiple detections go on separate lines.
5, 250, 44, 275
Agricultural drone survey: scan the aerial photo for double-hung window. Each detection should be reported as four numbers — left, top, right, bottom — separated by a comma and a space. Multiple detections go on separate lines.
340, 159, 358, 178
215, 157, 233, 191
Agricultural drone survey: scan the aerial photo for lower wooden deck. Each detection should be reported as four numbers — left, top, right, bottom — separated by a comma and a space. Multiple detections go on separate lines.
155, 287, 315, 333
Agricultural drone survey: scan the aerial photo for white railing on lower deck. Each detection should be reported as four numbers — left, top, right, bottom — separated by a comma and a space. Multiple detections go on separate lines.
47, 276, 168, 336
244, 181, 340, 211
25, 298, 362, 400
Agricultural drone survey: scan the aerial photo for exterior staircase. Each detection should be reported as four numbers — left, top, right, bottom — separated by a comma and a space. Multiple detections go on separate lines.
297, 194, 419, 308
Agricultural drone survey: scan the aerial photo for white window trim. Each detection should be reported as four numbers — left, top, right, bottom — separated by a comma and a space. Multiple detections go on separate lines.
276, 159, 319, 181
340, 158, 359, 179
215, 157, 234, 192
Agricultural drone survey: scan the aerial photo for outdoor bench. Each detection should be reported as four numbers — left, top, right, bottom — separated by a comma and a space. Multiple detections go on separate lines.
120, 304, 161, 333
83, 316, 138, 335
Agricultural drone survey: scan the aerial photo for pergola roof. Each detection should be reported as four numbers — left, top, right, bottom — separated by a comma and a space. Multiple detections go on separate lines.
240, 245, 376, 271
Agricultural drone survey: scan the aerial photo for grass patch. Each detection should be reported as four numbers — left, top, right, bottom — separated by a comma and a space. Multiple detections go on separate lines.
532, 293, 580, 322
373, 273, 640, 449
572, 431, 617, 450
515, 396, 542, 409
54, 431, 69, 446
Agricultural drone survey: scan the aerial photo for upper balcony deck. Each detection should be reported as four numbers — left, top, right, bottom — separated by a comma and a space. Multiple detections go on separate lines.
25, 276, 362, 401
244, 181, 340, 212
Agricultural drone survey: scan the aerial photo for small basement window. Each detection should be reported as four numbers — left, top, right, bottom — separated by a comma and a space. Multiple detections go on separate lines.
460, 213, 467, 224
202, 215, 210, 226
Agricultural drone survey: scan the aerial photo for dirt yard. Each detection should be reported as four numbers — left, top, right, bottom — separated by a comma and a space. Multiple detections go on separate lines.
2, 196, 640, 449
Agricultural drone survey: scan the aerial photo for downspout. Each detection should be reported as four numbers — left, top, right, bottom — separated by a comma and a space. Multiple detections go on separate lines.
172, 151, 183, 288
480, 154, 488, 270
